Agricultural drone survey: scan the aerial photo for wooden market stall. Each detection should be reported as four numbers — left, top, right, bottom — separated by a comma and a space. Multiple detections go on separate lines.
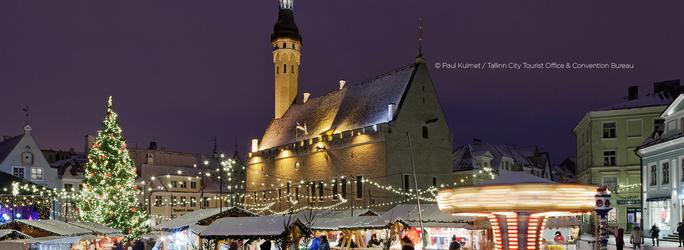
199, 215, 309, 250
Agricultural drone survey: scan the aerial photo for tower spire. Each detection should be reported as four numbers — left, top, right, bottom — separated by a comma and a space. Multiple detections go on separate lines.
416, 16, 425, 63
272, 0, 302, 119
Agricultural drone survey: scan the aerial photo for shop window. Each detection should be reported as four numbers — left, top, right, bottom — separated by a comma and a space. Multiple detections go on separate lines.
171, 196, 177, 207
190, 197, 197, 207
180, 196, 187, 207
202, 197, 210, 208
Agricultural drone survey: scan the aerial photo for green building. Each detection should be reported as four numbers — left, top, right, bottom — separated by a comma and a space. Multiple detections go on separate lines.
574, 83, 677, 232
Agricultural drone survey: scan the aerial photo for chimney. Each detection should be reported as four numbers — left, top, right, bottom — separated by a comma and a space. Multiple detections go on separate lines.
251, 139, 259, 153
303, 92, 311, 103
628, 86, 638, 101
148, 141, 157, 150
339, 80, 346, 90
3, 135, 11, 142
473, 138, 482, 144
387, 103, 397, 121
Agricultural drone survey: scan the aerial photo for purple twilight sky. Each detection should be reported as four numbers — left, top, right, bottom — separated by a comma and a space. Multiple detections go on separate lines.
1, 1, 682, 162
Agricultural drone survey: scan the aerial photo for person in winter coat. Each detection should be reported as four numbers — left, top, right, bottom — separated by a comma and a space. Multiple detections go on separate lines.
650, 224, 660, 247
401, 236, 415, 250
448, 236, 461, 250
678, 222, 684, 247
615, 228, 625, 250
630, 226, 644, 250
309, 234, 321, 250
367, 234, 381, 248
319, 236, 330, 250
260, 240, 271, 250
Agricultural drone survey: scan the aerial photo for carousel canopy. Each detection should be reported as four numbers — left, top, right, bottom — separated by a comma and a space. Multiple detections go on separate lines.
153, 207, 255, 232
381, 204, 474, 228
200, 215, 307, 240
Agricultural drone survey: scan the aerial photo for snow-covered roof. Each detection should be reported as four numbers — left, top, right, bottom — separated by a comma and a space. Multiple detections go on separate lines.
153, 207, 255, 231
381, 204, 473, 227
259, 64, 417, 150
200, 215, 306, 239
478, 171, 555, 185
0, 229, 31, 239
3, 220, 92, 236
597, 93, 672, 111
68, 222, 120, 235
0, 135, 22, 164
453, 143, 550, 171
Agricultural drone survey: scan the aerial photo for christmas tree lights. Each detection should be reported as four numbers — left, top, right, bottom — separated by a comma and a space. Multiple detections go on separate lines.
77, 96, 148, 240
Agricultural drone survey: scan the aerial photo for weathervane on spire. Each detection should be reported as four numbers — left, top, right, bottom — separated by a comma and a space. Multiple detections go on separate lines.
280, 0, 293, 9
416, 16, 425, 62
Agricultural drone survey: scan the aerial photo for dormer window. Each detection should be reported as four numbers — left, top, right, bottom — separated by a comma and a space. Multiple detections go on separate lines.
21, 151, 34, 165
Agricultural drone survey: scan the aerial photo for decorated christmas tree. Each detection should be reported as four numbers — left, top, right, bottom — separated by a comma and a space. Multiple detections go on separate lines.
77, 96, 148, 239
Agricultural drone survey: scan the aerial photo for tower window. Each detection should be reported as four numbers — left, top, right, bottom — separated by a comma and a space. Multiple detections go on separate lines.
292, 65, 294, 74
422, 126, 429, 139
284, 64, 287, 73
282, 42, 286, 48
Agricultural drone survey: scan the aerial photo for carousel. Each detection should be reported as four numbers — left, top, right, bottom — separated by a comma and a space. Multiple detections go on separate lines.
436, 172, 597, 250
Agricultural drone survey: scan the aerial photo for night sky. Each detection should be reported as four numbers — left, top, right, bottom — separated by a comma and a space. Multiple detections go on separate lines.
1, 1, 682, 162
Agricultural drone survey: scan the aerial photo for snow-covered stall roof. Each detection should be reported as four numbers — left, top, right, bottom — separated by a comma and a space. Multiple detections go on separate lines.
153, 207, 255, 232
259, 64, 417, 150
69, 222, 121, 235
200, 215, 307, 240
381, 204, 475, 228
0, 229, 31, 240
0, 220, 92, 236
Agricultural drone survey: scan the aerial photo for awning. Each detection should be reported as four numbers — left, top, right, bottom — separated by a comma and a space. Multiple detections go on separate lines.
646, 196, 670, 202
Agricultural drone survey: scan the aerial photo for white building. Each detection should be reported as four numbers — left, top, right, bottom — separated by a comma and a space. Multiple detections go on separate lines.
637, 93, 684, 235
0, 125, 59, 188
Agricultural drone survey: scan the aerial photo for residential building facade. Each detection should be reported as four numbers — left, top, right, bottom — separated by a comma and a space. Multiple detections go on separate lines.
637, 92, 684, 236
574, 81, 680, 232
0, 125, 59, 188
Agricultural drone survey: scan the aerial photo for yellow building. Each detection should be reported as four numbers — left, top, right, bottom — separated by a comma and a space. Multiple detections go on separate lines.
246, 1, 453, 212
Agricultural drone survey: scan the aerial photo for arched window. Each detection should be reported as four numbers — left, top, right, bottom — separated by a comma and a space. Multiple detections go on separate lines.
284, 64, 287, 73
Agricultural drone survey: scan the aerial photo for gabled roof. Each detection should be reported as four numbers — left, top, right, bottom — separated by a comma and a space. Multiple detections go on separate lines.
259, 63, 418, 150
0, 229, 31, 240
153, 207, 255, 232
200, 215, 307, 239
0, 220, 92, 236
597, 93, 673, 111
68, 222, 120, 235
453, 143, 550, 171
0, 135, 23, 164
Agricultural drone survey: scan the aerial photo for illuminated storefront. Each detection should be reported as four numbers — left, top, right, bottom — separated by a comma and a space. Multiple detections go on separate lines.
647, 199, 671, 231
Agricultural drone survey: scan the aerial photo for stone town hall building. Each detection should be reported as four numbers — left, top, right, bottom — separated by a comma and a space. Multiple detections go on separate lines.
247, 1, 453, 211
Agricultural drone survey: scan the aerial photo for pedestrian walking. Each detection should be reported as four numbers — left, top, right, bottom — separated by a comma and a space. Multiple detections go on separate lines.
630, 226, 644, 250
616, 228, 624, 250
678, 222, 684, 247
319, 236, 330, 250
401, 236, 415, 250
649, 224, 660, 247
448, 235, 461, 250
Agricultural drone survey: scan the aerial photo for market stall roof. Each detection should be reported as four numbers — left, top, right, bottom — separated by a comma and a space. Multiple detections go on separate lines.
153, 207, 255, 232
200, 215, 308, 240
69, 222, 121, 235
0, 229, 32, 240
381, 204, 475, 227
0, 220, 92, 236
24, 235, 82, 245
306, 212, 407, 231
